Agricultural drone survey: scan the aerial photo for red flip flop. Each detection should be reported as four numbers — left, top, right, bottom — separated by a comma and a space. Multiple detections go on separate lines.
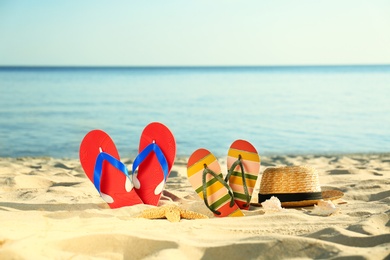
132, 122, 176, 206
79, 130, 143, 208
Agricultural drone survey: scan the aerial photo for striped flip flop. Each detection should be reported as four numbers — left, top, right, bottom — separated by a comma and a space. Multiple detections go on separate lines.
187, 148, 244, 217
225, 140, 260, 210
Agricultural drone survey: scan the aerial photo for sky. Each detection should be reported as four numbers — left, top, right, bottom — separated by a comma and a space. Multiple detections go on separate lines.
0, 0, 390, 66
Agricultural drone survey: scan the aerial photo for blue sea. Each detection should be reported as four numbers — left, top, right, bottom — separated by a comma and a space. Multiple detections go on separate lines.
1, 65, 389, 159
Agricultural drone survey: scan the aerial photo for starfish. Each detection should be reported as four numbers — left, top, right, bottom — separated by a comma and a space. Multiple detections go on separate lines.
137, 204, 209, 222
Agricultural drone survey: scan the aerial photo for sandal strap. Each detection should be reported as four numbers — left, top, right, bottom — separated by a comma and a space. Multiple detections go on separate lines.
202, 165, 235, 215
132, 142, 169, 181
93, 152, 129, 193
225, 155, 250, 207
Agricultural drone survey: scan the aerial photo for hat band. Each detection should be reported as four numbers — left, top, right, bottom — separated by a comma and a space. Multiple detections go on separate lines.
258, 192, 322, 203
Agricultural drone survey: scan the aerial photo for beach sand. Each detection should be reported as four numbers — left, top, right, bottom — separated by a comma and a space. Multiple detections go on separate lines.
0, 154, 389, 259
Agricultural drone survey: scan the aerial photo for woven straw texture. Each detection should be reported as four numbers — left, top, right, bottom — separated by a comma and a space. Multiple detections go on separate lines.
260, 165, 321, 194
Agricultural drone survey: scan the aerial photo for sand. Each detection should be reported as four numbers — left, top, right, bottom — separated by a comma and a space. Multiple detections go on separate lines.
0, 154, 389, 259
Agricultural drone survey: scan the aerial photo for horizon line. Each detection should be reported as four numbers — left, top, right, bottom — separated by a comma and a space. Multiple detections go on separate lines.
1, 63, 390, 69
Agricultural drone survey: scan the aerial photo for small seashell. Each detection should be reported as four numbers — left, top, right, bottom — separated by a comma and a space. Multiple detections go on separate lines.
311, 200, 340, 216
261, 196, 286, 212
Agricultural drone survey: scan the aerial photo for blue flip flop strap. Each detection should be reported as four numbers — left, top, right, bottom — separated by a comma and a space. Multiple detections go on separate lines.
132, 143, 169, 181
93, 152, 129, 193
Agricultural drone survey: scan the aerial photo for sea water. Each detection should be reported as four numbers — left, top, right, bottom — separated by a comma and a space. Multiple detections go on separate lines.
0, 65, 389, 158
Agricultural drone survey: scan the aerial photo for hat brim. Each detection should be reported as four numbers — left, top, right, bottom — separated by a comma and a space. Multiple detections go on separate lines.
251, 189, 344, 208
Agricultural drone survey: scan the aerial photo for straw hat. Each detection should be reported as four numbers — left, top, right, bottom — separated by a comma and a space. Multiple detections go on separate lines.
257, 165, 343, 207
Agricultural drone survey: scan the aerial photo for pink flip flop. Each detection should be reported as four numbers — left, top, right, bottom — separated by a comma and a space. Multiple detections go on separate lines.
79, 130, 143, 208
132, 122, 176, 206
226, 140, 260, 210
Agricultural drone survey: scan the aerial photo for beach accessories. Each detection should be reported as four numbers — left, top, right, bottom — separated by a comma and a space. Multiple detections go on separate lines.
132, 122, 176, 206
225, 140, 260, 210
79, 130, 143, 208
257, 165, 344, 207
187, 148, 244, 217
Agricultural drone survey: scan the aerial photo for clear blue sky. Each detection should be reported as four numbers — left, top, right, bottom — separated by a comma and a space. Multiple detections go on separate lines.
1, 0, 389, 66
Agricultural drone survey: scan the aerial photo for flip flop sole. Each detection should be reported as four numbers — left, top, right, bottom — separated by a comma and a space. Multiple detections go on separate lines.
133, 122, 176, 206
227, 140, 260, 210
187, 148, 244, 217
79, 130, 142, 208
